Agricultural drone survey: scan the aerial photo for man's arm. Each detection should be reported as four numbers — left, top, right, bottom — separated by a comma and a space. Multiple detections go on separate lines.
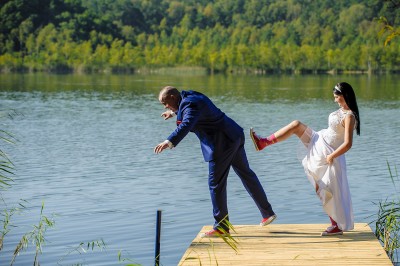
154, 101, 201, 154
167, 101, 200, 147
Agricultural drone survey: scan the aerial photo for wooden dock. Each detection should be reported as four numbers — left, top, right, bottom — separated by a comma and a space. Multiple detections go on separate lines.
178, 223, 393, 266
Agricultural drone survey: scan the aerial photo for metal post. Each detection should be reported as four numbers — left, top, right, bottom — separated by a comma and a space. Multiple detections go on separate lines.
155, 210, 162, 266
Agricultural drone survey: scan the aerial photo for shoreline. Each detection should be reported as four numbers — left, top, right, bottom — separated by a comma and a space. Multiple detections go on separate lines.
1, 65, 400, 75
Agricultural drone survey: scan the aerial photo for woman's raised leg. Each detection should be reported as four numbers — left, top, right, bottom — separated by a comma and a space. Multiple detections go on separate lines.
250, 120, 308, 151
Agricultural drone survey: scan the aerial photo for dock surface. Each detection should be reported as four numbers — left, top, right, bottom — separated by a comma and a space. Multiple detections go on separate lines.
178, 223, 392, 265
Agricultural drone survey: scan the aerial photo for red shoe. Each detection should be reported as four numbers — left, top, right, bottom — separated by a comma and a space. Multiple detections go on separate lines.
260, 214, 277, 226
250, 128, 266, 151
321, 225, 343, 236
200, 228, 230, 238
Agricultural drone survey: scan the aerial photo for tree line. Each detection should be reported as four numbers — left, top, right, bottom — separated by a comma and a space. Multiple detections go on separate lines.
0, 0, 399, 74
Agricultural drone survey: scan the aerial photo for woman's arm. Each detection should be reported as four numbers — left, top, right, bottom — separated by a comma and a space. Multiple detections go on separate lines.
326, 114, 355, 164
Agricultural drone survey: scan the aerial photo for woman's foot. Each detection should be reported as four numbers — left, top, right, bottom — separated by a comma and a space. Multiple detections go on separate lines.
250, 128, 266, 151
321, 225, 343, 236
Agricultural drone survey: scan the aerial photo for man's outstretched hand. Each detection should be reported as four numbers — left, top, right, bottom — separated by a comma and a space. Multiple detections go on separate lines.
154, 140, 169, 154
161, 110, 174, 120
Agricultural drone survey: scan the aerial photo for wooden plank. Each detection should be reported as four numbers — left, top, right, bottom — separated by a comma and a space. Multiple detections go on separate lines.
178, 223, 393, 266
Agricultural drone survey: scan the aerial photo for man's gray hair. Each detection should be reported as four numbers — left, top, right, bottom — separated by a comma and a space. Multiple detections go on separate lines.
160, 86, 180, 99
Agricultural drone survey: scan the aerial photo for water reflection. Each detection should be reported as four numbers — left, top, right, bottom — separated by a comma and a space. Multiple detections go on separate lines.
1, 73, 399, 103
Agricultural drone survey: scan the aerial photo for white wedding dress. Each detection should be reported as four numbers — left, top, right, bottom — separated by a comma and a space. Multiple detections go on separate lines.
298, 108, 355, 231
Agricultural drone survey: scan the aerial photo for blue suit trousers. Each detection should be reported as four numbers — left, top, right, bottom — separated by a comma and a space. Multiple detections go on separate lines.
208, 133, 275, 231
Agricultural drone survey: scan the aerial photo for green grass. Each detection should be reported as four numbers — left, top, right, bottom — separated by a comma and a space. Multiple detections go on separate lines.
372, 162, 400, 265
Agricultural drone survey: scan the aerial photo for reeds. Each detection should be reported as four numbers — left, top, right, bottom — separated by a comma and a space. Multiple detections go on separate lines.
373, 162, 400, 264
0, 129, 16, 189
180, 216, 239, 265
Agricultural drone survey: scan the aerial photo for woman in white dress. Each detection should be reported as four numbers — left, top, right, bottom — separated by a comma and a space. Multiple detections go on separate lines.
250, 82, 360, 236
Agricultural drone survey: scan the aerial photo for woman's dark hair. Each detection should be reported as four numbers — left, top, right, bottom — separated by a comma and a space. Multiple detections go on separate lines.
333, 82, 361, 135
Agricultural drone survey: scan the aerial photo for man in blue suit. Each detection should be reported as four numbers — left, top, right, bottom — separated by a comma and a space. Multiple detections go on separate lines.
154, 86, 276, 237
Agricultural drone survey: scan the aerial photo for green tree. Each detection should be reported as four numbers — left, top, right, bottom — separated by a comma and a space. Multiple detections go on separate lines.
0, 0, 399, 73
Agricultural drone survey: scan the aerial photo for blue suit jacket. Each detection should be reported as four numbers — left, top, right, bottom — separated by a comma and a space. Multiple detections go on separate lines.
167, 90, 243, 162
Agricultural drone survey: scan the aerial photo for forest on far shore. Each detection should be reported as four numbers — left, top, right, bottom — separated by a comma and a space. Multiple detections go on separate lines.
0, 0, 399, 74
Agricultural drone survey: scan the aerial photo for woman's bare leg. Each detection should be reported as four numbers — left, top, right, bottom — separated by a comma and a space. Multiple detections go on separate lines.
250, 120, 308, 151
274, 120, 308, 142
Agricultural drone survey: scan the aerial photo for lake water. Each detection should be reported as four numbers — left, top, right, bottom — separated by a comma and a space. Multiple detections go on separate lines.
0, 73, 399, 265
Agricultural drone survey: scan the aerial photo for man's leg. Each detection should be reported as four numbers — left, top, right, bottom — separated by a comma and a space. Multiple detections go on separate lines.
208, 159, 231, 231
231, 135, 275, 219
